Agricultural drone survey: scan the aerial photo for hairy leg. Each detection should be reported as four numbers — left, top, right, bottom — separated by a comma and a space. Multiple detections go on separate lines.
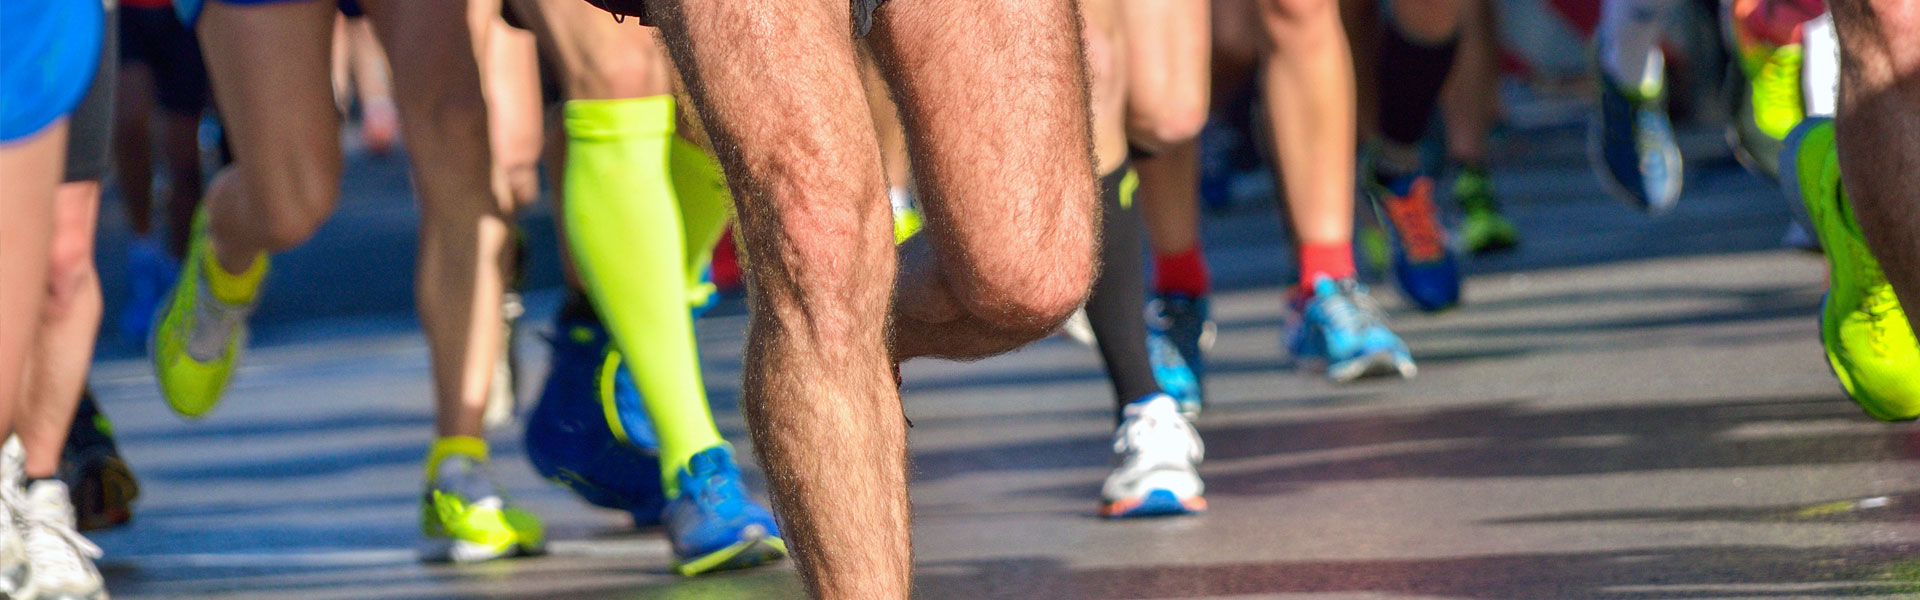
874, 0, 1099, 361
362, 0, 511, 439
652, 1, 904, 595
1829, 0, 1920, 329
16, 182, 102, 479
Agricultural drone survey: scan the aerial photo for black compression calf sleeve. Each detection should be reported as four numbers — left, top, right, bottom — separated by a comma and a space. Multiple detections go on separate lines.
1085, 164, 1164, 415
1375, 17, 1459, 149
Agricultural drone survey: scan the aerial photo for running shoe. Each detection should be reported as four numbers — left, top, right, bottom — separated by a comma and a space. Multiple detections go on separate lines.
58, 389, 140, 532
0, 470, 26, 599
1780, 118, 1920, 421
1151, 293, 1215, 418
891, 187, 924, 243
149, 215, 264, 418
1452, 167, 1519, 255
1286, 276, 1417, 382
1724, 0, 1819, 175
524, 314, 668, 525
420, 438, 545, 563
662, 445, 786, 576
1099, 394, 1206, 518
1590, 48, 1684, 213
1058, 308, 1097, 348
1369, 175, 1462, 311
18, 480, 107, 600
1147, 331, 1202, 420
119, 236, 177, 344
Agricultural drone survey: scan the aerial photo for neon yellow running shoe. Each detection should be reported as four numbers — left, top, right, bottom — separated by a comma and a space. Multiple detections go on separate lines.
148, 215, 266, 418
1453, 167, 1519, 255
420, 437, 545, 563
1781, 118, 1920, 421
890, 187, 923, 243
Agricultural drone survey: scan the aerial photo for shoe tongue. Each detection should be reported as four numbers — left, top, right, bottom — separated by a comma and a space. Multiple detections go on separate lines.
1312, 276, 1341, 300
688, 446, 728, 476
1123, 394, 1173, 419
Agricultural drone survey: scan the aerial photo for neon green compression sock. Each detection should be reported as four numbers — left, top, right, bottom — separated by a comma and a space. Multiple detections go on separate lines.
563, 95, 726, 498
669, 136, 732, 308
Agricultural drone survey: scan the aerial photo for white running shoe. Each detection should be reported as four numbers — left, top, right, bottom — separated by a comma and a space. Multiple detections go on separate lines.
1, 454, 30, 599
1099, 394, 1206, 518
20, 480, 107, 599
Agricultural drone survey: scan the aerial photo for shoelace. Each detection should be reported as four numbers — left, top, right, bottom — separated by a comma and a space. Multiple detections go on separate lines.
185, 275, 251, 362
1114, 407, 1204, 464
1385, 182, 1447, 261
1848, 241, 1903, 347
1751, 47, 1804, 138
22, 497, 102, 581
1317, 283, 1388, 338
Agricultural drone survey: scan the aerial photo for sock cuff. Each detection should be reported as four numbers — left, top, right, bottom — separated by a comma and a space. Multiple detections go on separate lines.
565, 95, 676, 139
1297, 241, 1357, 290
426, 435, 489, 475
203, 244, 267, 305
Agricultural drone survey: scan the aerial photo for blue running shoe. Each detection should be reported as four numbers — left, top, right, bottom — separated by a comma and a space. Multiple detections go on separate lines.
1589, 49, 1683, 213
663, 446, 787, 576
1151, 293, 1213, 418
1370, 175, 1462, 311
119, 237, 178, 344
1147, 331, 1202, 420
524, 314, 667, 526
1287, 276, 1417, 383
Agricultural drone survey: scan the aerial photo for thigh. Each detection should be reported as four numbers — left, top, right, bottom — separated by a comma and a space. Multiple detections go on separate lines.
197, 0, 342, 207
512, 0, 673, 100
867, 0, 1098, 285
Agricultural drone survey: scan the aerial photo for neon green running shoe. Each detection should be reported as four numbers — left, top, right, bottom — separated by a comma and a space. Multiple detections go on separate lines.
891, 188, 924, 243
420, 437, 546, 563
1781, 118, 1920, 421
149, 215, 265, 418
1452, 167, 1519, 255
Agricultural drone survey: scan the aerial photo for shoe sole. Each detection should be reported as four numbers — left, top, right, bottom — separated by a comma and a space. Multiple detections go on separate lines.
1101, 489, 1207, 519
1328, 351, 1418, 383
674, 531, 788, 576
420, 537, 546, 564
72, 454, 140, 532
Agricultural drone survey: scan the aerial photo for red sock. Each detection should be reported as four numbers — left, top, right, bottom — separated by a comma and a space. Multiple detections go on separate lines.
1297, 241, 1356, 295
1153, 244, 1210, 297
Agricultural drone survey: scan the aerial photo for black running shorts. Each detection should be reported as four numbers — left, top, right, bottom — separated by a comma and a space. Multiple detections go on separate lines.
64, 2, 118, 183
120, 4, 209, 117
585, 0, 889, 38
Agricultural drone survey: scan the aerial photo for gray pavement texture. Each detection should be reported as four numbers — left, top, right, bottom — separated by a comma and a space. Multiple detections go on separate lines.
83, 123, 1919, 599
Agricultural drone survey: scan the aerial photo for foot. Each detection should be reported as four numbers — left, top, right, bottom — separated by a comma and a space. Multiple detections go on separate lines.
149, 215, 264, 418
18, 480, 108, 600
420, 439, 545, 563
1590, 47, 1684, 213
662, 446, 786, 576
1452, 168, 1520, 255
1724, 0, 1815, 176
118, 236, 178, 344
1, 440, 27, 597
1287, 276, 1418, 383
524, 314, 668, 525
1370, 174, 1463, 311
1780, 118, 1920, 421
58, 389, 140, 532
1100, 394, 1206, 518
1151, 293, 1216, 419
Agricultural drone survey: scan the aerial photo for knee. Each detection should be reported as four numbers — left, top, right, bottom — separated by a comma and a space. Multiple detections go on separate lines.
947, 199, 1096, 342
1259, 0, 1341, 40
242, 164, 340, 251
1127, 98, 1208, 150
43, 230, 99, 319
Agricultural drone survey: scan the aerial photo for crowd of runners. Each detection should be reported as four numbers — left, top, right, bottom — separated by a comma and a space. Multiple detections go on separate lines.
1, 0, 1915, 597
